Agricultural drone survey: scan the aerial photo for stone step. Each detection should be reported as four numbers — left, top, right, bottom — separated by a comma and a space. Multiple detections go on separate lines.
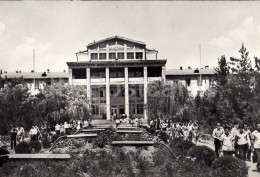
67, 134, 97, 138
5, 154, 71, 160
116, 130, 143, 134
78, 129, 105, 132
111, 141, 154, 146
117, 127, 137, 130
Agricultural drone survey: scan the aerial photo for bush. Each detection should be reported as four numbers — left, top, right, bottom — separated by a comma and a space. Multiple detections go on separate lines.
93, 127, 116, 148
169, 138, 183, 147
188, 145, 216, 166
14, 142, 31, 154
212, 156, 248, 177
30, 140, 42, 153
157, 131, 170, 143
0, 148, 9, 165
175, 140, 195, 155
42, 139, 51, 149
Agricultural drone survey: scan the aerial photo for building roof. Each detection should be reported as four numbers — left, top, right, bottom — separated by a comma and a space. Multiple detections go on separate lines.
67, 59, 167, 68
1, 72, 69, 79
165, 68, 215, 76
87, 36, 146, 47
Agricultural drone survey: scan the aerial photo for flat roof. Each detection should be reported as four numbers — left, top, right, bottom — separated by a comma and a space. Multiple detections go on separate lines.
1, 72, 69, 79
165, 68, 215, 76
67, 59, 167, 68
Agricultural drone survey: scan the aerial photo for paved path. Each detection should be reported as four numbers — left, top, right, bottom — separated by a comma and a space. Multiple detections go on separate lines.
246, 161, 259, 177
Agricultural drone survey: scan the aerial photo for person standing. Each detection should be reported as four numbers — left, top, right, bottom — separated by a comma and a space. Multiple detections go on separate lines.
10, 126, 17, 150
29, 126, 38, 141
220, 127, 234, 156
235, 125, 251, 161
231, 122, 240, 157
251, 124, 260, 172
55, 123, 61, 135
17, 126, 25, 143
212, 123, 224, 157
244, 123, 252, 161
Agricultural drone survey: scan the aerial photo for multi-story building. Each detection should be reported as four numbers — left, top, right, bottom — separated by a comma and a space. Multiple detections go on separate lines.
0, 70, 68, 95
165, 66, 215, 97
67, 36, 167, 120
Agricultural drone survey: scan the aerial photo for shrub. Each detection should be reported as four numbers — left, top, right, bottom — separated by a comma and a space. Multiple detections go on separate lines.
93, 127, 116, 148
42, 139, 51, 149
30, 140, 42, 153
212, 156, 248, 177
175, 140, 195, 155
188, 145, 216, 166
157, 131, 170, 143
0, 148, 9, 165
14, 142, 31, 154
169, 138, 183, 147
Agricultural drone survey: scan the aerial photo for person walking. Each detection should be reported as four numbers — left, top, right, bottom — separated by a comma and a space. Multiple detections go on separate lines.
235, 125, 251, 161
251, 123, 260, 172
220, 126, 234, 156
212, 122, 224, 157
231, 122, 240, 157
10, 125, 17, 150
244, 123, 252, 161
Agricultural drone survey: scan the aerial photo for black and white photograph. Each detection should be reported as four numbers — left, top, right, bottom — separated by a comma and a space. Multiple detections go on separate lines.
0, 1, 260, 177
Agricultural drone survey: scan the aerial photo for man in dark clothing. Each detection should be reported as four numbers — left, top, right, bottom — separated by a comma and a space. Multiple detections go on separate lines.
10, 126, 18, 150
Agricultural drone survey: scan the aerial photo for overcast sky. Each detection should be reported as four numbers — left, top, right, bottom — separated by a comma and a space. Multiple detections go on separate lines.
1, 1, 260, 72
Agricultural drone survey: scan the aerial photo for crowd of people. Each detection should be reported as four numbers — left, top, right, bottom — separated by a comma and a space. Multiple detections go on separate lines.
8, 120, 90, 150
212, 122, 260, 171
149, 119, 200, 144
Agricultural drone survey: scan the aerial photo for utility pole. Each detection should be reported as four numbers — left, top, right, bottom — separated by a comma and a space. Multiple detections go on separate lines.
199, 45, 202, 95
33, 49, 36, 97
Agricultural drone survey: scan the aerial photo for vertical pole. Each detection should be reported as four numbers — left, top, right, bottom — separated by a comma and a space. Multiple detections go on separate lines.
199, 45, 202, 95
33, 49, 35, 97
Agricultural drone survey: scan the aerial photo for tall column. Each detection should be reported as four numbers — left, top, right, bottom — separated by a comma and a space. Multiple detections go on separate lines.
143, 48, 145, 60
106, 67, 110, 120
68, 68, 72, 85
144, 67, 148, 120
162, 66, 166, 82
134, 45, 136, 59
87, 68, 91, 101
124, 67, 129, 117
124, 42, 127, 60
106, 43, 109, 60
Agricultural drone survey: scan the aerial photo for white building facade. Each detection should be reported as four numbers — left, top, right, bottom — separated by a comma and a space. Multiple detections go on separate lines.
67, 36, 167, 120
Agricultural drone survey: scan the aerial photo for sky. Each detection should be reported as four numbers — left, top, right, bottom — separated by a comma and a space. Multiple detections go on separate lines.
1, 1, 260, 72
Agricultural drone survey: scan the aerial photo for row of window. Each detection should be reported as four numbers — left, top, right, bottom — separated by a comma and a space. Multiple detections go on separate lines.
91, 85, 144, 98
72, 67, 162, 79
91, 103, 144, 116
90, 52, 143, 60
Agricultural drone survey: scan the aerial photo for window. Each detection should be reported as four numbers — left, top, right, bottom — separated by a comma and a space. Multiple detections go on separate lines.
109, 68, 124, 78
92, 87, 99, 97
136, 52, 143, 59
99, 53, 106, 60
90, 68, 105, 78
127, 52, 134, 59
91, 53, 98, 60
128, 67, 144, 77
100, 90, 104, 97
92, 105, 99, 115
117, 53, 124, 59
109, 53, 116, 59
110, 86, 117, 95
147, 67, 162, 77
72, 68, 86, 79
137, 104, 144, 114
